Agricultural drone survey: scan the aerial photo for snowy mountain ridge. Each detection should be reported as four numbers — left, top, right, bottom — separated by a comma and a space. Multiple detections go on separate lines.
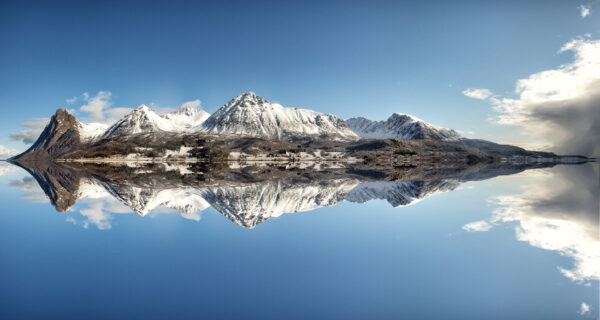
79, 92, 359, 141
102, 103, 210, 138
36, 92, 464, 144
200, 92, 359, 141
346, 113, 461, 140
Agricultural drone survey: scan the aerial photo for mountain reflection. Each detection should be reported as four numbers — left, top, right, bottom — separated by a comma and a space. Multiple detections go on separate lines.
5, 159, 598, 284
7, 159, 580, 228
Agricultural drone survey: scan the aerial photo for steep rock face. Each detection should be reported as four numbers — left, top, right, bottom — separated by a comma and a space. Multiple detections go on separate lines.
12, 109, 81, 161
346, 113, 461, 140
201, 92, 359, 141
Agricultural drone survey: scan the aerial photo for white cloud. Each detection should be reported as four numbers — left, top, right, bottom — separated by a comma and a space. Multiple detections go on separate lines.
578, 5, 591, 18
9, 177, 48, 203
179, 99, 201, 110
578, 302, 591, 315
79, 91, 114, 122
0, 145, 20, 158
65, 96, 78, 104
462, 88, 493, 100
0, 162, 19, 176
462, 220, 492, 232
79, 200, 114, 230
9, 118, 49, 144
490, 37, 600, 156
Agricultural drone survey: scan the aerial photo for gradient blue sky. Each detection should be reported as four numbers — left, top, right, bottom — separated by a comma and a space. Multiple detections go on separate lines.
0, 0, 598, 152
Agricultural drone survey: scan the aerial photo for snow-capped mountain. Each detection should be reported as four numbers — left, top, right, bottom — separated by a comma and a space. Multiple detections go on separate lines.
79, 122, 109, 142
346, 113, 461, 140
100, 92, 358, 141
201, 92, 359, 141
103, 105, 177, 137
102, 103, 210, 137
161, 102, 210, 132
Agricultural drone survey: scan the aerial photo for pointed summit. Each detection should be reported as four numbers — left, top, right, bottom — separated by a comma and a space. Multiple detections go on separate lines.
201, 92, 359, 140
225, 92, 267, 109
135, 104, 151, 112
103, 105, 170, 137
11, 108, 81, 161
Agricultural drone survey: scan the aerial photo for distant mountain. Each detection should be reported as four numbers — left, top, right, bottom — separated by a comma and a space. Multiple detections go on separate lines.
103, 104, 209, 138
201, 92, 359, 141
162, 103, 210, 132
346, 113, 461, 140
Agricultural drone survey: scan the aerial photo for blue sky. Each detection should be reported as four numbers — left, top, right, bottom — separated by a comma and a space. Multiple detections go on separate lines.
0, 0, 598, 154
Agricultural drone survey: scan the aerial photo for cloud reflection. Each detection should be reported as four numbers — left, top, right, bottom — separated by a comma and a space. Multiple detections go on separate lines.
491, 164, 599, 282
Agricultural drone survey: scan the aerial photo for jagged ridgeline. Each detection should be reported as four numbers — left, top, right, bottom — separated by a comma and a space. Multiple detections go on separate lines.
11, 91, 576, 164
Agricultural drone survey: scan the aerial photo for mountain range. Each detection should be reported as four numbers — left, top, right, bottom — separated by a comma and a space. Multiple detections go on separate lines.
12, 91, 574, 163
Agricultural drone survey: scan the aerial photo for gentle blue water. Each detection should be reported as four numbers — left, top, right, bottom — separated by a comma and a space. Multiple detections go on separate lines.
0, 162, 598, 320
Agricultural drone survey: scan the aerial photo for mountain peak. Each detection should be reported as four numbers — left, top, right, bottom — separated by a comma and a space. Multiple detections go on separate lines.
175, 104, 198, 115
135, 104, 151, 112
201, 93, 359, 141
347, 113, 461, 140
228, 92, 267, 107
55, 108, 73, 116
11, 108, 80, 161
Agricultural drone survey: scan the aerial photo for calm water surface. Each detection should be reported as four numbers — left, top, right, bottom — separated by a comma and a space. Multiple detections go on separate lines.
0, 161, 598, 319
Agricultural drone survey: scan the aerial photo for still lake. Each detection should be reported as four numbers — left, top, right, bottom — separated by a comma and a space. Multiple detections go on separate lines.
0, 160, 598, 319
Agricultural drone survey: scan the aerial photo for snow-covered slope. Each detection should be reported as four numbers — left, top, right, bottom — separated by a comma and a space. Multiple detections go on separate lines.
103, 104, 210, 137
103, 105, 177, 137
346, 113, 461, 140
79, 122, 109, 142
201, 92, 359, 141
162, 102, 210, 132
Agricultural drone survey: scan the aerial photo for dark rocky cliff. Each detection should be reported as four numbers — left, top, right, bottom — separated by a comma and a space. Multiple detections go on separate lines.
11, 109, 81, 161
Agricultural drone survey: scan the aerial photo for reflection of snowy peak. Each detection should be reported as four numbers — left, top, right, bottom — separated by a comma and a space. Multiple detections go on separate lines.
103, 184, 211, 217
346, 180, 459, 207
201, 179, 361, 228
346, 113, 461, 140
201, 92, 359, 141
